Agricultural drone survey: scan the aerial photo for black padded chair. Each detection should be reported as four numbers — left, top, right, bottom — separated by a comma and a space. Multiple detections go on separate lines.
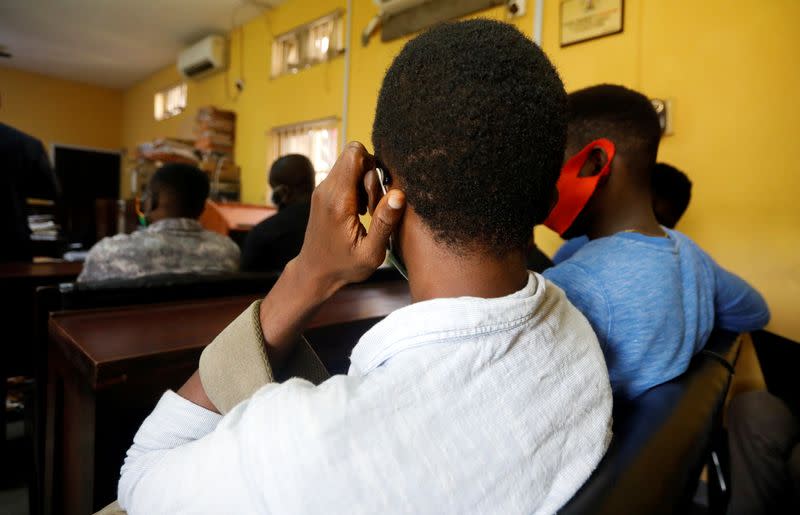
559, 330, 742, 515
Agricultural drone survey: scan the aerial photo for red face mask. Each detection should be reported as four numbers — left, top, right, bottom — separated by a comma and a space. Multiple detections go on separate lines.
544, 138, 616, 236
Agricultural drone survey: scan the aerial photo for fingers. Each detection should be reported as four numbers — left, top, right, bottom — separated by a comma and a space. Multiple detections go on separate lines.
330, 142, 374, 191
363, 169, 381, 216
359, 189, 406, 266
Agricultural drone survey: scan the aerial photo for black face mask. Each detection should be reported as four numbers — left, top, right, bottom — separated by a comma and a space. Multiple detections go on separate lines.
271, 185, 290, 209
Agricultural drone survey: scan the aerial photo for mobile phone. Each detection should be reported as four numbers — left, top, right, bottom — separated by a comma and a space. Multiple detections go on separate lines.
375, 166, 409, 280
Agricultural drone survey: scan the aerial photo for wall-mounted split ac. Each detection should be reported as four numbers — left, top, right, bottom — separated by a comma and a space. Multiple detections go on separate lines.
362, 0, 523, 45
177, 35, 227, 80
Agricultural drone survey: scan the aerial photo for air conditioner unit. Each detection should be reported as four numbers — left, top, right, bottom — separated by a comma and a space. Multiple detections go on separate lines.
376, 0, 430, 17
177, 35, 227, 80
363, 0, 508, 45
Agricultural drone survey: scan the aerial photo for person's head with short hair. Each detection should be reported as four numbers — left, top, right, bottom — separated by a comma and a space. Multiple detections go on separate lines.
560, 84, 663, 238
372, 19, 566, 270
652, 162, 692, 229
268, 154, 315, 209
146, 163, 210, 223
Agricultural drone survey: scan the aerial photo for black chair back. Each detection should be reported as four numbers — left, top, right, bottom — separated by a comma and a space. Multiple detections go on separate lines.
559, 330, 742, 515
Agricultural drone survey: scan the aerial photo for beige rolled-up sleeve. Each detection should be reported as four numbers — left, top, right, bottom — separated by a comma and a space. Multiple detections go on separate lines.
99, 301, 331, 515
199, 300, 330, 414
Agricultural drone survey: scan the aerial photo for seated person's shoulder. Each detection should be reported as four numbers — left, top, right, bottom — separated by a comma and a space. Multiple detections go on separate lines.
240, 374, 365, 436
87, 232, 142, 258
546, 237, 620, 279
667, 228, 706, 254
202, 229, 240, 251
553, 235, 589, 264
78, 233, 146, 282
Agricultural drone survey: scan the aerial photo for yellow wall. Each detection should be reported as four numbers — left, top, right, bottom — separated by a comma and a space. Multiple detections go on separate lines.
347, 3, 536, 143
533, 0, 800, 341
0, 65, 122, 151
120, 0, 799, 340
121, 0, 346, 201
120, 1, 532, 199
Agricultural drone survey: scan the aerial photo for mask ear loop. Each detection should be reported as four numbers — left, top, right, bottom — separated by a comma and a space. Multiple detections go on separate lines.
543, 138, 617, 236
375, 167, 409, 281
134, 196, 147, 227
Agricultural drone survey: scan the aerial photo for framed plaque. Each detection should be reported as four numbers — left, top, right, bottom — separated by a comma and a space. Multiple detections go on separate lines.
560, 0, 624, 47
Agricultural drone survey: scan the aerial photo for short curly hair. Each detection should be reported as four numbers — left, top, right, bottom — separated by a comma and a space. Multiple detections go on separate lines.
151, 163, 209, 218
567, 84, 661, 188
372, 19, 566, 255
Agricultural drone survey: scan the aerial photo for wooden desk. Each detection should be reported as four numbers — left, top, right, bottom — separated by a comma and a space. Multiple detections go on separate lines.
199, 201, 276, 236
1, 262, 83, 376
0, 261, 83, 280
44, 280, 410, 515
0, 261, 82, 472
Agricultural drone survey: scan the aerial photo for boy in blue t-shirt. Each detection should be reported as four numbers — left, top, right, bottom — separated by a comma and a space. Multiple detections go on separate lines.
542, 85, 769, 399
553, 162, 693, 265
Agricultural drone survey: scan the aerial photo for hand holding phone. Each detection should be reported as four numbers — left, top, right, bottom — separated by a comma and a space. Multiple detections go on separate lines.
293, 142, 406, 295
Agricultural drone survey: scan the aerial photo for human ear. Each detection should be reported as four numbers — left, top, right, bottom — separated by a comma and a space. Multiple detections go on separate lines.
577, 147, 609, 178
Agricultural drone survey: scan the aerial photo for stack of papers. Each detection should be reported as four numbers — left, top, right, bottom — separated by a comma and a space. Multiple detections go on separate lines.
28, 214, 60, 241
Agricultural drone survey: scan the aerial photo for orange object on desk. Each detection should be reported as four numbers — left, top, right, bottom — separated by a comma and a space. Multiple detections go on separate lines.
199, 200, 276, 236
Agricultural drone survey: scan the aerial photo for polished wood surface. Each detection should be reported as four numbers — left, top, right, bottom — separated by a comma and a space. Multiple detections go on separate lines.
0, 261, 83, 280
49, 280, 410, 389
1, 259, 83, 514
44, 279, 410, 514
199, 200, 276, 235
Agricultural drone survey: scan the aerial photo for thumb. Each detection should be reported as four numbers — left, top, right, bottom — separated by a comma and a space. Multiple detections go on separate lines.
360, 189, 406, 266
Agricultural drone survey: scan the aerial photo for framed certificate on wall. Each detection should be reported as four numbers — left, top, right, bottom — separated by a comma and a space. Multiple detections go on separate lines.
560, 0, 624, 47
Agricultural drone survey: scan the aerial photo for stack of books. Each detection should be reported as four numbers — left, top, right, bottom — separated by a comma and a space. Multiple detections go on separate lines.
195, 106, 236, 156
137, 138, 199, 164
28, 214, 60, 241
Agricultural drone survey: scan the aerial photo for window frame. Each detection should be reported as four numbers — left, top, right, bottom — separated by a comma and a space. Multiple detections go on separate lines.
153, 83, 188, 121
271, 10, 346, 78
271, 116, 340, 189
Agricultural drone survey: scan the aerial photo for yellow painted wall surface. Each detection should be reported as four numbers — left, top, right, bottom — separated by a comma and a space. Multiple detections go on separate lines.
120, 0, 346, 201
119, 0, 799, 340
0, 65, 122, 151
346, 3, 536, 145
120, 1, 532, 200
534, 0, 800, 341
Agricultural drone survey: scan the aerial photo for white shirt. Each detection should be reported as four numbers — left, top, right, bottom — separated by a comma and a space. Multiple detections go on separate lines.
119, 273, 612, 514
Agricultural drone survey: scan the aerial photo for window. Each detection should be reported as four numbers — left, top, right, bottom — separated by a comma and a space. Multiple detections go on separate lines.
154, 83, 187, 121
273, 118, 339, 186
271, 11, 345, 77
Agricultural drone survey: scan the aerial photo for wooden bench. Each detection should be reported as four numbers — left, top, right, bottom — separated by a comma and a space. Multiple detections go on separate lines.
42, 278, 409, 515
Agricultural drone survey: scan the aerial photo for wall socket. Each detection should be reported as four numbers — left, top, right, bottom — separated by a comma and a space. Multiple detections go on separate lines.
508, 0, 526, 18
651, 98, 674, 136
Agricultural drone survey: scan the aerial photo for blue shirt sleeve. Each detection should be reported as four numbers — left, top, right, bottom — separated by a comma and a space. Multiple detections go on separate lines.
712, 263, 771, 332
553, 236, 589, 265
544, 263, 612, 350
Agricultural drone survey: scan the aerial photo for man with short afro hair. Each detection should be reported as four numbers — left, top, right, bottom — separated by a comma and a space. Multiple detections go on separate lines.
78, 163, 240, 282
117, 20, 611, 514
544, 84, 770, 399
241, 154, 316, 272
373, 20, 566, 255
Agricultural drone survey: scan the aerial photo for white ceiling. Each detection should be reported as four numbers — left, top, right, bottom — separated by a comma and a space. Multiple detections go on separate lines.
0, 0, 283, 89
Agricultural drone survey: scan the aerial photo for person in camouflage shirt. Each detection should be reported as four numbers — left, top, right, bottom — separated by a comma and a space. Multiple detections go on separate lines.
78, 163, 240, 283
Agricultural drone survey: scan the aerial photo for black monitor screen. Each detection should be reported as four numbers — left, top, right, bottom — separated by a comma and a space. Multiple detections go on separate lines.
54, 145, 121, 247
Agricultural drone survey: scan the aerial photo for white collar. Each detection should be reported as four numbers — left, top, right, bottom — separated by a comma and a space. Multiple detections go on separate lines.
349, 272, 545, 375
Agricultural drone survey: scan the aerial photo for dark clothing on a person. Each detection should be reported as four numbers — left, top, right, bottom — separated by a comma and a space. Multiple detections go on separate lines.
241, 201, 311, 272
728, 390, 800, 515
526, 244, 554, 273
0, 123, 58, 262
